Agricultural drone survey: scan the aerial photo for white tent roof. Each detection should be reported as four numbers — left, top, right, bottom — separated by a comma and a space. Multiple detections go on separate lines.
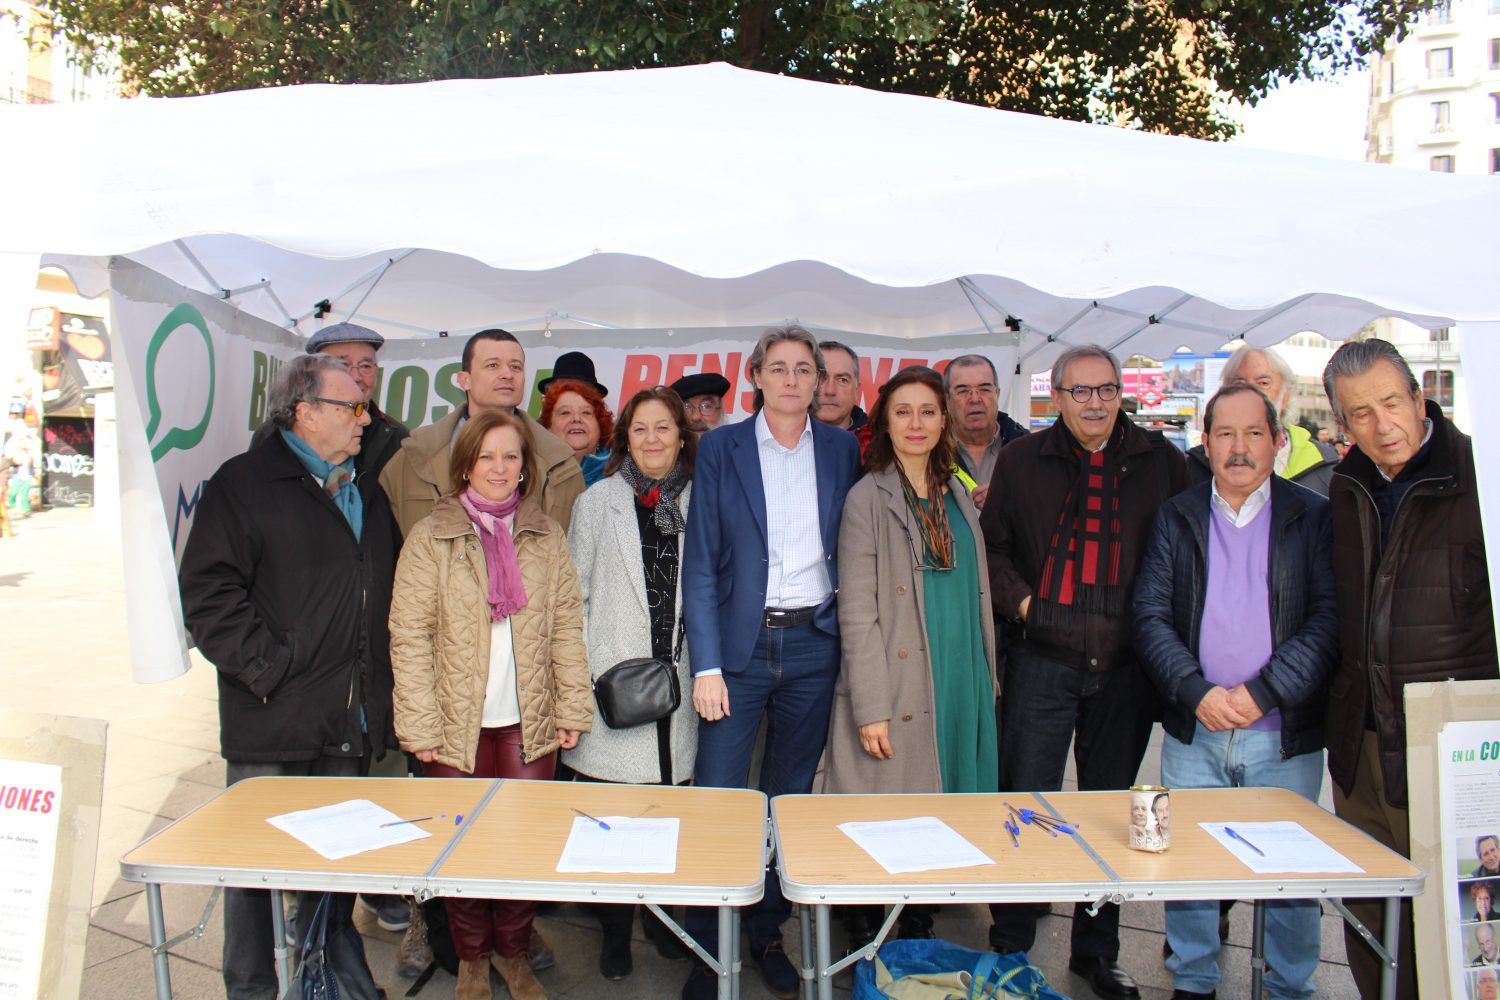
4, 61, 1498, 372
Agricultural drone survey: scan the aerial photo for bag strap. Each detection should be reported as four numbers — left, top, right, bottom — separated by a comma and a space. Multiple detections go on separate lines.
671, 612, 685, 665
970, 952, 1040, 999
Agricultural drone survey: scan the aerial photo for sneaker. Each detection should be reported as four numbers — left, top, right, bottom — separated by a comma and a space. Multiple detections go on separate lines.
526, 928, 556, 971
752, 940, 799, 1000
359, 894, 412, 932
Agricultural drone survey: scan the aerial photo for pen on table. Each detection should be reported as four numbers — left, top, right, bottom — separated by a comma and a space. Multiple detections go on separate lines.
380, 813, 443, 828
1224, 826, 1266, 857
572, 807, 611, 831
1005, 819, 1021, 849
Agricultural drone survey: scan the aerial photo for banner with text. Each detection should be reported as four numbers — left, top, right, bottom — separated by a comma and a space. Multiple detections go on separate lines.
109, 259, 1015, 681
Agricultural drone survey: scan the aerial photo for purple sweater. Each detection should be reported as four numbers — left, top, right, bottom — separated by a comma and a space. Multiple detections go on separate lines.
1200, 504, 1280, 731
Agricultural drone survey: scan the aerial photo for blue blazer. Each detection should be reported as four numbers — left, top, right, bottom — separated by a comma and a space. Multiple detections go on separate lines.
682, 415, 861, 676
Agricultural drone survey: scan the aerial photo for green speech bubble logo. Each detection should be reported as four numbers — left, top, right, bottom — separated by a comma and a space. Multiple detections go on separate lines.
145, 304, 216, 462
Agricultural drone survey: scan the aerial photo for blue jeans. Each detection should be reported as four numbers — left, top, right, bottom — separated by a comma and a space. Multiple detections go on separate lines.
1160, 723, 1324, 999
688, 620, 839, 953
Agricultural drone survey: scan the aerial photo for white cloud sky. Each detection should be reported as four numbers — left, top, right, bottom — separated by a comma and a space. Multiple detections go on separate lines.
1229, 69, 1373, 162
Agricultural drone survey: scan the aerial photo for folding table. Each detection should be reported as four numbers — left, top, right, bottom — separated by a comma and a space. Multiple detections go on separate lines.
773, 787, 1423, 1000
121, 776, 767, 1000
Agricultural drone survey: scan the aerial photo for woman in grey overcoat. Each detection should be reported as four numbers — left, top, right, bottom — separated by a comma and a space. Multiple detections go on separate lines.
561, 386, 697, 980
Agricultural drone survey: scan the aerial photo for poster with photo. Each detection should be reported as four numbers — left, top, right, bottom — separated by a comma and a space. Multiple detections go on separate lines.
1438, 721, 1500, 998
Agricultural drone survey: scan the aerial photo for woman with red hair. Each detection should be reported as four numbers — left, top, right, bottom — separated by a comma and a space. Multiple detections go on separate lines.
539, 352, 615, 488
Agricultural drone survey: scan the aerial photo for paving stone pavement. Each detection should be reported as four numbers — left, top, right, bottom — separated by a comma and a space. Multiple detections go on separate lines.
1, 505, 1363, 998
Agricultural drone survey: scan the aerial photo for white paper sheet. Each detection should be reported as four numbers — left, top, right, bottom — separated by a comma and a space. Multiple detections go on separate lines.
556, 817, 681, 874
1200, 821, 1364, 874
266, 799, 432, 861
838, 817, 996, 875
0, 758, 63, 1000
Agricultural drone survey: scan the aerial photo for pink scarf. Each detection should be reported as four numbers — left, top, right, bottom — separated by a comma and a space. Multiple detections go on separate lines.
458, 487, 528, 621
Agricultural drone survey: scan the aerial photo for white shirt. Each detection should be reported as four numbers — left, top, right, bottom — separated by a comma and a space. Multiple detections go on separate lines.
1210, 475, 1272, 529
481, 618, 520, 727
756, 411, 832, 608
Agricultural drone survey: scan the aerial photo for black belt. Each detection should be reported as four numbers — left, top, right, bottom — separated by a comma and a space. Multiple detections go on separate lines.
763, 606, 817, 629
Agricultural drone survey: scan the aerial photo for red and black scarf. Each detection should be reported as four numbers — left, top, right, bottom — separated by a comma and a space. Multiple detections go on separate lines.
1035, 417, 1126, 614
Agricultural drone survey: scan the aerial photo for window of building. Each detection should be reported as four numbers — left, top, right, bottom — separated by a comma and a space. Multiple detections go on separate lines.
1424, 369, 1455, 408
1494, 93, 1500, 123
1492, 38, 1500, 70
1431, 328, 1452, 342
1386, 61, 1396, 96
1492, 148, 1500, 174
1432, 100, 1452, 130
1428, 47, 1454, 78
1431, 154, 1456, 172
1428, 0, 1453, 24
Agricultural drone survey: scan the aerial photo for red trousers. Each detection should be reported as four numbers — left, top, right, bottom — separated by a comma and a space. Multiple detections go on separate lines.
422, 724, 556, 959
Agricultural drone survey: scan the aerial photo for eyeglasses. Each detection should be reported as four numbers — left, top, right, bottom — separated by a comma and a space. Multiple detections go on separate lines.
314, 397, 368, 417
345, 361, 378, 375
687, 398, 723, 414
762, 363, 820, 382
951, 383, 998, 399
1060, 383, 1120, 403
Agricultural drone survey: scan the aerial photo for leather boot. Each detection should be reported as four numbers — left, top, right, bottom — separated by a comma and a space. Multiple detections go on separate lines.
492, 953, 548, 1000
455, 956, 492, 1000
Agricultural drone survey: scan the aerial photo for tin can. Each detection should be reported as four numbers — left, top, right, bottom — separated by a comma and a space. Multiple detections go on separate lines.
1129, 785, 1170, 852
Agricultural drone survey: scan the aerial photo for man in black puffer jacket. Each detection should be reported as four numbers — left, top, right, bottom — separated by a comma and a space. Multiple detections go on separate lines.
1134, 383, 1338, 1000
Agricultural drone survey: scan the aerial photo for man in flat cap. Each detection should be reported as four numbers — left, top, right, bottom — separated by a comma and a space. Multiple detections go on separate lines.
671, 372, 731, 434
251, 322, 409, 480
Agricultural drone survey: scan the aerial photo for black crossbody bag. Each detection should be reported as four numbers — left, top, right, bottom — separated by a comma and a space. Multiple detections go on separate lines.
592, 620, 684, 729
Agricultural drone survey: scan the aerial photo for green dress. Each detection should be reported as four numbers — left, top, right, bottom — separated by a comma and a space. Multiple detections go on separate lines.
920, 492, 999, 794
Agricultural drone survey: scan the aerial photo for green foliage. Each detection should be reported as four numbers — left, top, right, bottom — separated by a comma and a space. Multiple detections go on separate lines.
49, 1, 1429, 139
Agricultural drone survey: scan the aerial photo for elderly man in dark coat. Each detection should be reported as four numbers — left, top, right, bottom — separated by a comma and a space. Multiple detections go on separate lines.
180, 353, 400, 999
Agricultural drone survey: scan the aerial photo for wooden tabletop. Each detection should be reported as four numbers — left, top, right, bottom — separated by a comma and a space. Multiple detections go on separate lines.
1054, 788, 1423, 895
120, 776, 493, 889
773, 788, 1423, 905
433, 779, 768, 904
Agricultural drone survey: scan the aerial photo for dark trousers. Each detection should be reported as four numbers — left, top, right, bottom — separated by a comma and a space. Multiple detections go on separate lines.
223, 755, 361, 1000
423, 724, 556, 959
687, 621, 839, 955
1333, 731, 1417, 999
987, 645, 1158, 961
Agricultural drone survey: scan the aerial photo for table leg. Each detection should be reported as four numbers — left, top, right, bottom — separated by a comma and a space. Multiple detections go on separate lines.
270, 889, 291, 996
731, 907, 742, 1000
1379, 898, 1399, 1000
717, 905, 734, 1000
799, 904, 815, 1000
145, 883, 173, 1000
814, 903, 833, 1000
1250, 899, 1267, 1000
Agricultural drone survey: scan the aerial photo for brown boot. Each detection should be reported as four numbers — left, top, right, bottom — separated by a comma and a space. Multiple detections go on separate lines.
455, 956, 492, 1000
491, 953, 547, 1000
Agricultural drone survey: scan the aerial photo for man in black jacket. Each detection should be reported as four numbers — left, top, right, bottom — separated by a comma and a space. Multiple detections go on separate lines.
180, 354, 400, 1000
1323, 338, 1496, 999
981, 344, 1187, 999
248, 321, 409, 480
1134, 383, 1338, 1000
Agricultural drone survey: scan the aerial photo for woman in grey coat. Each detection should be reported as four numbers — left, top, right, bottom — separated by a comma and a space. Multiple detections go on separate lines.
826, 365, 999, 939
562, 386, 697, 980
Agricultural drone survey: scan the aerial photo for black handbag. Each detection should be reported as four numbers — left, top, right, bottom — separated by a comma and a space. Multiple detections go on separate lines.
288, 892, 384, 1000
592, 620, 684, 729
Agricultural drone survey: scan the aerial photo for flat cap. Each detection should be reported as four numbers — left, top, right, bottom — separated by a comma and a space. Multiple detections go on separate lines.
669, 372, 731, 400
305, 322, 385, 354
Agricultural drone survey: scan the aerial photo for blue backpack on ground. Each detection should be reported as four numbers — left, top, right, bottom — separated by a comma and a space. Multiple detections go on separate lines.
852, 938, 1069, 999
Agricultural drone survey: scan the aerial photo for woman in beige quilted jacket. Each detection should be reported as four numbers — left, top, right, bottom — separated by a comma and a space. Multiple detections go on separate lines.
389, 408, 591, 1000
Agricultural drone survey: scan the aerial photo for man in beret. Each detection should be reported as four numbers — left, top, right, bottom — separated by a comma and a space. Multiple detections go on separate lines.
250, 322, 409, 480
670, 372, 731, 434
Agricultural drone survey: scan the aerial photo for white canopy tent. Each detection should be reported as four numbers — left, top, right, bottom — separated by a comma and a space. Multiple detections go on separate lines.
2, 59, 1499, 636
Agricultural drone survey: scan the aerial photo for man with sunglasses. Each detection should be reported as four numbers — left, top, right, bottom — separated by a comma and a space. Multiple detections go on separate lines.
180, 353, 400, 999
249, 322, 410, 480
978, 344, 1187, 999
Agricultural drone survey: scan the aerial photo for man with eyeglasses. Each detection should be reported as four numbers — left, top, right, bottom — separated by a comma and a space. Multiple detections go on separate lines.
180, 354, 400, 1000
249, 322, 410, 481
944, 354, 1029, 508
679, 325, 861, 1000
669, 371, 731, 434
979, 344, 1187, 999
1186, 345, 1337, 497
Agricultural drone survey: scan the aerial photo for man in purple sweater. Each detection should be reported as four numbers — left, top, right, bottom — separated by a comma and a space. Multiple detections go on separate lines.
1133, 383, 1340, 1000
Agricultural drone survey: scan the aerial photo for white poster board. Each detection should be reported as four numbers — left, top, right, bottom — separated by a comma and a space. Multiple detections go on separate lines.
0, 759, 63, 1000
1438, 721, 1500, 998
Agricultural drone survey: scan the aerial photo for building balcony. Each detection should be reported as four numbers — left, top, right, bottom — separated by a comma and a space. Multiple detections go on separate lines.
1416, 126, 1461, 145
1400, 340, 1461, 365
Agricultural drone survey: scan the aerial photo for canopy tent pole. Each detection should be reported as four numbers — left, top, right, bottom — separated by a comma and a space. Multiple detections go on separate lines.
1016, 301, 1096, 368
1102, 294, 1195, 356
293, 249, 418, 326
1093, 299, 1237, 341
172, 240, 222, 297
344, 250, 417, 325
1224, 294, 1316, 342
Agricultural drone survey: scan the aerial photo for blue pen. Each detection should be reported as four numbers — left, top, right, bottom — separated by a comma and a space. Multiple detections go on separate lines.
1005, 819, 1021, 848
1223, 826, 1266, 857
572, 807, 612, 831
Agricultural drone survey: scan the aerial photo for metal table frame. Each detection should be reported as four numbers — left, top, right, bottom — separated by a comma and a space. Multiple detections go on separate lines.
774, 790, 1423, 1000
121, 777, 767, 1000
